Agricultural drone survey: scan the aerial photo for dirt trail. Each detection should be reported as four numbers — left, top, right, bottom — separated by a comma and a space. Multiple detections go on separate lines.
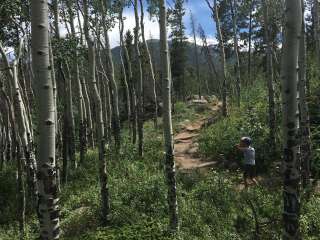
174, 102, 221, 171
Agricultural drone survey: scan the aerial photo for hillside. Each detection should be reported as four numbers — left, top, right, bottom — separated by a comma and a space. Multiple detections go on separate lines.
111, 39, 220, 69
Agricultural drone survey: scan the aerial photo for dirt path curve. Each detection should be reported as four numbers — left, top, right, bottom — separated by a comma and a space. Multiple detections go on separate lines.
174, 102, 221, 171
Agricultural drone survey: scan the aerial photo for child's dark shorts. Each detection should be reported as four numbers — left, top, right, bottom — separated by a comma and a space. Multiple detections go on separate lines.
243, 164, 256, 178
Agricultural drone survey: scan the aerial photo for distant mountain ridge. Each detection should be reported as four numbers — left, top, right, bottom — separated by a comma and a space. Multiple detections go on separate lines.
111, 39, 219, 69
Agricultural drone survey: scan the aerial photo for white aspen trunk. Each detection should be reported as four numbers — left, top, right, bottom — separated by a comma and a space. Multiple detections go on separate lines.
83, 0, 110, 224
81, 75, 94, 147
67, 1, 87, 164
97, 49, 112, 144
30, 0, 60, 238
314, 0, 320, 65
53, 0, 60, 39
190, 12, 201, 98
159, 0, 179, 231
214, 0, 227, 116
139, 0, 158, 128
133, 0, 144, 157
119, 8, 131, 127
230, 0, 241, 107
280, 0, 302, 238
199, 26, 220, 94
299, 0, 312, 188
119, 13, 137, 143
100, 0, 121, 151
65, 61, 76, 168
248, 0, 253, 84
205, 0, 227, 116
262, 0, 276, 149
1, 40, 38, 236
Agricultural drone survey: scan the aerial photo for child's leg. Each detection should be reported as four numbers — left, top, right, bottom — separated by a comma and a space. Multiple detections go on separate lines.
243, 165, 249, 188
250, 165, 258, 185
251, 177, 258, 185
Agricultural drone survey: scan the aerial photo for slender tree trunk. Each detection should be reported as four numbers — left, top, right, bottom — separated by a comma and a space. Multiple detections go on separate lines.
214, 0, 227, 116
299, 1, 312, 188
64, 62, 76, 168
48, 38, 61, 194
280, 0, 302, 238
314, 0, 320, 64
133, 0, 144, 157
248, 0, 253, 84
59, 64, 69, 184
100, 0, 121, 152
206, 0, 227, 116
199, 26, 220, 94
81, 75, 94, 148
139, 0, 158, 128
230, 0, 241, 107
67, 1, 87, 164
97, 49, 113, 144
263, 0, 276, 150
52, 0, 60, 40
16, 143, 26, 240
31, 0, 60, 238
120, 15, 137, 143
190, 12, 201, 99
159, 0, 179, 231
83, 0, 110, 224
119, 8, 131, 127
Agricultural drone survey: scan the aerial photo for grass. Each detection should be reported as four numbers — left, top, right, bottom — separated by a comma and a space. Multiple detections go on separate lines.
1, 101, 320, 239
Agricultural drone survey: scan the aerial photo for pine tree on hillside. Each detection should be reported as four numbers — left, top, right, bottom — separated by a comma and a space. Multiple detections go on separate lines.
168, 0, 187, 100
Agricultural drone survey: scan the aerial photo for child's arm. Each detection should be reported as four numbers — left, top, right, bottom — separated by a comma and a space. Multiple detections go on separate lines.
235, 144, 248, 152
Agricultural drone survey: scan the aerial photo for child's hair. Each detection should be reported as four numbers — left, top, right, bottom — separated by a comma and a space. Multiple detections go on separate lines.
241, 137, 252, 146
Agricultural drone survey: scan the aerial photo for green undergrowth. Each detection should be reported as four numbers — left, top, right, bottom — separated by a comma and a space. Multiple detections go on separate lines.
1, 100, 320, 239
199, 81, 282, 174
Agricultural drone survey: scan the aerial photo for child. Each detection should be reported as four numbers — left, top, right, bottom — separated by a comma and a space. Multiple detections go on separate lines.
236, 137, 258, 188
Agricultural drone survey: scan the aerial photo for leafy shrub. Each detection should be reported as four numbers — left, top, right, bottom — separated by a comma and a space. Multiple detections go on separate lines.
199, 92, 281, 173
0, 166, 17, 224
301, 194, 320, 239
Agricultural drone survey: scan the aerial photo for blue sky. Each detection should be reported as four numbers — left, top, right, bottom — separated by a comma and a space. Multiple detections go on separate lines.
184, 0, 216, 39
108, 0, 217, 47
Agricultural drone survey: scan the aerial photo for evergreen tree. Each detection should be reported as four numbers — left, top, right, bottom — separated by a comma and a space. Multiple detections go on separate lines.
168, 0, 187, 100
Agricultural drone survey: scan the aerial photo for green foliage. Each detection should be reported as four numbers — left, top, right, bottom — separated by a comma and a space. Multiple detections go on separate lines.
2, 97, 320, 239
301, 194, 320, 239
306, 54, 320, 177
0, 165, 17, 224
199, 105, 277, 173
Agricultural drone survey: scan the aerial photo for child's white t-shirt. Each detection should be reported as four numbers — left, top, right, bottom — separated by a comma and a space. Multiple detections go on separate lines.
242, 146, 255, 165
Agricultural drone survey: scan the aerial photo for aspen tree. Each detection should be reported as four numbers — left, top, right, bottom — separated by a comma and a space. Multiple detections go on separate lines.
83, 0, 110, 223
0, 39, 28, 240
198, 25, 220, 94
248, 0, 254, 83
67, 0, 87, 164
120, 14, 137, 143
280, 0, 302, 238
262, 0, 276, 149
205, 0, 227, 116
133, 0, 144, 157
229, 0, 241, 107
190, 12, 201, 98
139, 0, 158, 128
31, 0, 60, 238
118, 6, 131, 126
299, 0, 312, 188
100, 0, 121, 151
159, 0, 179, 231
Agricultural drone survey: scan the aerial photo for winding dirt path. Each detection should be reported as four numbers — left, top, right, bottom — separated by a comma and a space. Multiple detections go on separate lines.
174, 102, 221, 171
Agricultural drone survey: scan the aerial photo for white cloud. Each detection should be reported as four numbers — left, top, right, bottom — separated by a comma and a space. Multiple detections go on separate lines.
186, 36, 218, 46
108, 11, 160, 48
